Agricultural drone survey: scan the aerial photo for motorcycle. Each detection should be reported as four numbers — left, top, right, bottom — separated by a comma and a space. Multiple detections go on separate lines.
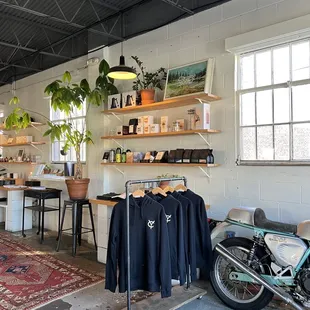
210, 207, 310, 310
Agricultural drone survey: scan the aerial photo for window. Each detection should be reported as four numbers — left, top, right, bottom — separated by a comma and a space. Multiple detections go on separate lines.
51, 102, 87, 163
238, 39, 310, 164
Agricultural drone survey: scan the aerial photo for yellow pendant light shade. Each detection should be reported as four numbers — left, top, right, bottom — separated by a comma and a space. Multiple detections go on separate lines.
108, 55, 137, 80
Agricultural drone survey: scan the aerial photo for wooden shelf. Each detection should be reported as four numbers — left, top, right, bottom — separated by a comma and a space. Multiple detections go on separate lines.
102, 93, 221, 115
0, 122, 45, 131
102, 129, 220, 140
101, 163, 220, 167
0, 142, 46, 147
0, 162, 38, 164
89, 198, 210, 210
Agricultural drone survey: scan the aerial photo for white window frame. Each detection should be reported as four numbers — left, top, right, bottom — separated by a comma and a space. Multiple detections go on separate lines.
236, 40, 310, 166
225, 14, 310, 166
50, 103, 87, 164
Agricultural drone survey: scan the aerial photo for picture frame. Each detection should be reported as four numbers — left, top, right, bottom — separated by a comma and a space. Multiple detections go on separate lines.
108, 94, 121, 110
164, 59, 215, 100
122, 91, 137, 108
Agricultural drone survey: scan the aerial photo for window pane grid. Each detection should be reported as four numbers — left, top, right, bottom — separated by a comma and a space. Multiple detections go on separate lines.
50, 101, 87, 163
239, 39, 310, 163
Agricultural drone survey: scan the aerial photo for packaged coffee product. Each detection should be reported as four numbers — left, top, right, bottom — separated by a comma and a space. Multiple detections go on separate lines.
168, 150, 176, 163
190, 149, 200, 163
182, 149, 193, 163
175, 149, 185, 163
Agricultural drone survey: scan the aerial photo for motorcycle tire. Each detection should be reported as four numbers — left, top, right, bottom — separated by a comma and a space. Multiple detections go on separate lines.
210, 237, 274, 310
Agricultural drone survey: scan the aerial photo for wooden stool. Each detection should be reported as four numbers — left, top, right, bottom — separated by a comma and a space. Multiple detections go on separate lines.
56, 199, 97, 256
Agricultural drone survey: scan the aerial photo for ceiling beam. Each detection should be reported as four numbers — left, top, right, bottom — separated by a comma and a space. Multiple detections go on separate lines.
161, 0, 195, 15
0, 1, 123, 41
0, 12, 71, 36
90, 0, 119, 11
0, 41, 72, 60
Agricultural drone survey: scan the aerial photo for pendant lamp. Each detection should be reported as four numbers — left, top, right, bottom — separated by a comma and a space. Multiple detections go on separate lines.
107, 42, 137, 80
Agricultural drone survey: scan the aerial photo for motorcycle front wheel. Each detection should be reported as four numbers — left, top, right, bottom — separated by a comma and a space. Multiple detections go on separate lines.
210, 237, 274, 310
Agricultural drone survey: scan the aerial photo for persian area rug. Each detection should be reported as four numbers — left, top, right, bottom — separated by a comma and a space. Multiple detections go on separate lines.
0, 234, 103, 310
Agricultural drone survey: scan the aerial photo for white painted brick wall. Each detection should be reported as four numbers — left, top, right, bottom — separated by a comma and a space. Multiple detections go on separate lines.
0, 0, 309, 249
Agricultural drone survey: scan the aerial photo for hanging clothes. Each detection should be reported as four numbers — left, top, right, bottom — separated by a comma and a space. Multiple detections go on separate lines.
170, 191, 197, 282
181, 189, 212, 277
105, 195, 172, 298
148, 193, 186, 285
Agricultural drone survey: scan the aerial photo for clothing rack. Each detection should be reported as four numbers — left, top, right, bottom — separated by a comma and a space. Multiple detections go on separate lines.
125, 176, 187, 310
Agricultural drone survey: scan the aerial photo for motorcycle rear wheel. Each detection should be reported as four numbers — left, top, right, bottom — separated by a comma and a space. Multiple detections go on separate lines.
210, 237, 274, 310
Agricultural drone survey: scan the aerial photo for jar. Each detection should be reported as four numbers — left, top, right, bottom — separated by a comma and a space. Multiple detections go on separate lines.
172, 121, 180, 132
188, 109, 196, 130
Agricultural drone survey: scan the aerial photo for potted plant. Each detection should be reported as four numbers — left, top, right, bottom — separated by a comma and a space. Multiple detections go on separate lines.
131, 56, 166, 105
5, 59, 118, 199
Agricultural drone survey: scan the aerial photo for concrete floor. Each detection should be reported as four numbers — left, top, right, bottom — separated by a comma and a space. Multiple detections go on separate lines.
3, 227, 285, 310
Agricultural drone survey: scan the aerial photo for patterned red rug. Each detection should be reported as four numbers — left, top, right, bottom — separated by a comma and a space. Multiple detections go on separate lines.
0, 234, 103, 310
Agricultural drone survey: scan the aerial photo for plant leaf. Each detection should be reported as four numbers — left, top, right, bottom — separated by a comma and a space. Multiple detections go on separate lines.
99, 59, 110, 76
62, 71, 72, 83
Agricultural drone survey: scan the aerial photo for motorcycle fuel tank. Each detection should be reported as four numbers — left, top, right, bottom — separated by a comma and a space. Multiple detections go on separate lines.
265, 233, 307, 268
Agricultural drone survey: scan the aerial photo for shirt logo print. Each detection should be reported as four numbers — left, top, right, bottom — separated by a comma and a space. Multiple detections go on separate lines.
147, 220, 155, 230
165, 214, 172, 223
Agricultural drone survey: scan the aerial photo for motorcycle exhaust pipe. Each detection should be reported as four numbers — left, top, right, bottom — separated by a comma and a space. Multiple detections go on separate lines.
215, 243, 304, 310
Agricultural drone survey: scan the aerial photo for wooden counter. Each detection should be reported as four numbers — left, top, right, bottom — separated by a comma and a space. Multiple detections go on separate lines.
90, 198, 210, 210
0, 186, 28, 191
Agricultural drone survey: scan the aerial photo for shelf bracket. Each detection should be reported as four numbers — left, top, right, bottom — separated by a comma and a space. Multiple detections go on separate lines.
196, 133, 211, 147
111, 139, 124, 149
30, 124, 42, 133
105, 112, 122, 123
198, 166, 211, 178
196, 98, 210, 104
112, 165, 125, 175
30, 144, 44, 154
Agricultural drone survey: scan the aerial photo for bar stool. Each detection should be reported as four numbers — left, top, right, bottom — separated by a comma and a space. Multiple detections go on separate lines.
56, 199, 97, 256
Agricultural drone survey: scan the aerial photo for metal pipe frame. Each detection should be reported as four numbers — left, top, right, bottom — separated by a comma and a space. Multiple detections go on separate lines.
125, 176, 187, 310
215, 243, 304, 310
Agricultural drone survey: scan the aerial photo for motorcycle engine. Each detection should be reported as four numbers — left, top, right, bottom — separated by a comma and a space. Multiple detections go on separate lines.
299, 269, 310, 297
264, 233, 307, 268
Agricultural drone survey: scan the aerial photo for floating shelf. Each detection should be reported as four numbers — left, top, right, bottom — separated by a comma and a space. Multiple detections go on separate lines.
101, 163, 220, 167
102, 93, 221, 115
0, 162, 39, 164
0, 122, 45, 131
0, 142, 46, 147
89, 198, 210, 210
102, 129, 221, 140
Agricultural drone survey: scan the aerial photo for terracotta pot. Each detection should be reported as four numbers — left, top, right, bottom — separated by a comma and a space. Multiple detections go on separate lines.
66, 178, 90, 200
141, 89, 155, 105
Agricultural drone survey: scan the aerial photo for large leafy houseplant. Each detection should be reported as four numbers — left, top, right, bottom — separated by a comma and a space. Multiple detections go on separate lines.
131, 56, 166, 104
5, 59, 117, 197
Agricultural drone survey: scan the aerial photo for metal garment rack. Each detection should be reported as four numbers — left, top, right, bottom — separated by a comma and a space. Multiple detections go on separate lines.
125, 176, 188, 310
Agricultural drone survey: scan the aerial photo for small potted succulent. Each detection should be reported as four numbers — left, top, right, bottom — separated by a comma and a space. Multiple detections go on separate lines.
131, 56, 166, 105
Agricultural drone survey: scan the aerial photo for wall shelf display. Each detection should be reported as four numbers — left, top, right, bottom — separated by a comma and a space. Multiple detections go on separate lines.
101, 129, 221, 140
0, 142, 46, 147
0, 162, 39, 165
102, 93, 221, 115
101, 163, 219, 167
0, 122, 45, 131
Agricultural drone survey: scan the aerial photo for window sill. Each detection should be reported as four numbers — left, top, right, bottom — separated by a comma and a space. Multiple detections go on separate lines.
239, 161, 310, 166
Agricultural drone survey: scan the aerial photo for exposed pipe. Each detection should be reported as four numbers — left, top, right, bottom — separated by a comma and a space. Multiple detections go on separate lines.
215, 243, 304, 310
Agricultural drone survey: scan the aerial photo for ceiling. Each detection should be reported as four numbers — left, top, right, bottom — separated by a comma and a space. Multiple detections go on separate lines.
0, 0, 230, 86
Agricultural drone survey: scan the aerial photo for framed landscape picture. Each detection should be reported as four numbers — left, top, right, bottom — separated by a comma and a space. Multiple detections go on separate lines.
164, 59, 215, 100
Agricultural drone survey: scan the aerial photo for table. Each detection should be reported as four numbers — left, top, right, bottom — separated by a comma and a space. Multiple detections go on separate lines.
22, 188, 62, 243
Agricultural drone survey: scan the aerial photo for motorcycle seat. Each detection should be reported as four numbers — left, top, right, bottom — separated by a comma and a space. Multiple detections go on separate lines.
254, 208, 297, 234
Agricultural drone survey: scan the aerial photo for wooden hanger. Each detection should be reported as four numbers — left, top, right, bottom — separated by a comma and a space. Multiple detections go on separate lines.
175, 184, 187, 192
152, 187, 167, 197
132, 189, 145, 198
163, 186, 175, 193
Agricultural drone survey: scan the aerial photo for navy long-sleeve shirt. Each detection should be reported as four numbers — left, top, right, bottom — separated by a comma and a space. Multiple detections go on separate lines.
171, 191, 197, 281
181, 189, 212, 275
148, 193, 186, 285
105, 195, 172, 298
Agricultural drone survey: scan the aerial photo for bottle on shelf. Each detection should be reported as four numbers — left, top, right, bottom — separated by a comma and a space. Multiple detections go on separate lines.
121, 151, 126, 163
116, 148, 122, 163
